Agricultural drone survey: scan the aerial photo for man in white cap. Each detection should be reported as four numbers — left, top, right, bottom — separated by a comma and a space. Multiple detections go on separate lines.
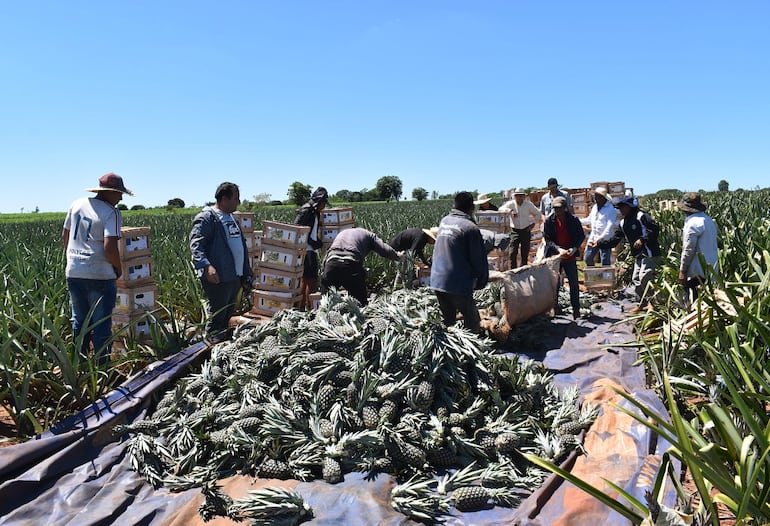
500, 188, 542, 268
581, 186, 618, 266
62, 172, 133, 364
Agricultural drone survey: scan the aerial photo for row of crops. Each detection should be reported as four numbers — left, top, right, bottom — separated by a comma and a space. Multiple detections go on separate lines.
2, 190, 770, 524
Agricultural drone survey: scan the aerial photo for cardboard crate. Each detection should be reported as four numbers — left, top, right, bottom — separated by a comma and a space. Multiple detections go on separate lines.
570, 190, 592, 204
257, 266, 303, 293
528, 190, 547, 207
262, 221, 310, 248
233, 212, 255, 233
488, 249, 510, 271
476, 211, 510, 234
117, 256, 154, 287
115, 284, 158, 314
417, 266, 431, 287
659, 199, 678, 211
583, 266, 616, 292
321, 222, 354, 244
308, 292, 322, 310
322, 207, 354, 225
251, 289, 303, 317
119, 227, 151, 260
608, 181, 625, 195
573, 202, 589, 218
112, 313, 152, 340
259, 245, 306, 272
590, 181, 610, 191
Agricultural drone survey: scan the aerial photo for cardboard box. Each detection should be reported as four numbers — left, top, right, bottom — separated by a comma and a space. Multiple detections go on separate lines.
112, 313, 152, 340
308, 292, 322, 310
119, 227, 151, 260
262, 221, 310, 248
259, 246, 306, 271
117, 257, 154, 287
322, 207, 354, 225
251, 289, 303, 316
321, 222, 354, 243
583, 266, 616, 292
608, 181, 625, 195
573, 202, 589, 218
257, 266, 303, 293
233, 212, 255, 233
590, 181, 610, 191
115, 284, 158, 314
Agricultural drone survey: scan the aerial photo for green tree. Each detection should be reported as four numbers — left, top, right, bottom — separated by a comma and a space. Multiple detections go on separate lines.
335, 189, 352, 201
412, 187, 428, 201
718, 179, 729, 192
375, 175, 403, 202
130, 204, 145, 211
288, 182, 312, 206
167, 197, 185, 209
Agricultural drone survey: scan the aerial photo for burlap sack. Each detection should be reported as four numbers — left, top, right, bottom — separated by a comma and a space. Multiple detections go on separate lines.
502, 255, 561, 326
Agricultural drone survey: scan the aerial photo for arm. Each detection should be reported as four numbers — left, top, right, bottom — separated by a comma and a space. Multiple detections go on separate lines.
370, 232, 400, 261
104, 236, 122, 278
680, 219, 702, 273
190, 212, 219, 283
528, 202, 542, 228
469, 229, 489, 289
62, 229, 70, 251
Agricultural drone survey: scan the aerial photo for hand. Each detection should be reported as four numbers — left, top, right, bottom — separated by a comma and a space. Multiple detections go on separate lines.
205, 265, 220, 284
397, 251, 406, 262
678, 270, 687, 285
588, 241, 597, 248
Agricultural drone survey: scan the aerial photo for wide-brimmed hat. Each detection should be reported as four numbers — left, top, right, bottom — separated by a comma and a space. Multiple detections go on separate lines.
86, 173, 134, 196
676, 192, 707, 213
594, 186, 609, 199
513, 187, 526, 196
552, 196, 568, 209
422, 226, 439, 241
613, 195, 637, 208
473, 193, 492, 205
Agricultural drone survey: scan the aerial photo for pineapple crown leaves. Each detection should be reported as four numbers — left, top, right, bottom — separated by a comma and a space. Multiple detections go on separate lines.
391, 475, 449, 522
126, 433, 174, 487
198, 479, 235, 522
227, 487, 313, 524
440, 461, 484, 493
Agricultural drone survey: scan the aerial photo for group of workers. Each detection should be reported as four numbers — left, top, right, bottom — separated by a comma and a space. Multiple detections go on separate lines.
61, 174, 719, 362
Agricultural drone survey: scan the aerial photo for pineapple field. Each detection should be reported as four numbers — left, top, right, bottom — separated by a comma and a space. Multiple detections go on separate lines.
1, 189, 770, 525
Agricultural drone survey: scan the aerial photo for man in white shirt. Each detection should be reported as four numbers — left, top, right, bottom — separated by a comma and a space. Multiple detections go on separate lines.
63, 173, 133, 364
581, 187, 618, 266
677, 192, 719, 304
500, 188, 542, 268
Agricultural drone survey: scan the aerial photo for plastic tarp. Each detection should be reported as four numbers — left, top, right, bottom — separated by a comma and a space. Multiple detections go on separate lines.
0, 302, 675, 526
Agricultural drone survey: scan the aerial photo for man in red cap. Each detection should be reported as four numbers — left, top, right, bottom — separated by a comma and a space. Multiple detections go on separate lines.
62, 172, 133, 364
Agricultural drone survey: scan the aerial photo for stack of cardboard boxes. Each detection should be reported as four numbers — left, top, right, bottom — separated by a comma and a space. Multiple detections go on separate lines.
252, 220, 310, 317
477, 210, 511, 271
113, 227, 157, 343
320, 206, 355, 249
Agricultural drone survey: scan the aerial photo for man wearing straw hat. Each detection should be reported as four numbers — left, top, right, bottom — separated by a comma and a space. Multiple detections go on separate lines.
390, 226, 438, 288
582, 186, 618, 267
677, 192, 718, 304
500, 188, 542, 268
62, 172, 133, 364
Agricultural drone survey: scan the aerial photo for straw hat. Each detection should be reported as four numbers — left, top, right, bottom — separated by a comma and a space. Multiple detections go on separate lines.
594, 186, 609, 199
513, 187, 526, 196
422, 227, 439, 240
86, 173, 134, 196
473, 193, 492, 205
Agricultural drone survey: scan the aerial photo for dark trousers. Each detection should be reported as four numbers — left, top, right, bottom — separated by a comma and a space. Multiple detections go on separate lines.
201, 279, 241, 340
509, 228, 532, 268
560, 260, 581, 317
434, 290, 481, 333
321, 258, 368, 305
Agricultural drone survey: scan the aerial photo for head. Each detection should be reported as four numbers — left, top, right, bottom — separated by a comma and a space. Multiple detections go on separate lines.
310, 187, 329, 210
613, 195, 637, 218
87, 172, 133, 206
454, 191, 475, 214
551, 195, 568, 217
547, 177, 560, 195
422, 226, 439, 244
594, 186, 609, 206
676, 192, 707, 215
215, 182, 241, 213
513, 187, 526, 205
473, 193, 492, 209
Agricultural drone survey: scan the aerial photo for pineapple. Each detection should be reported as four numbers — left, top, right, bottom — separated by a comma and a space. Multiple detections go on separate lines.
316, 383, 336, 414
257, 458, 293, 480
452, 485, 490, 512
321, 456, 343, 484
362, 404, 380, 429
494, 432, 520, 453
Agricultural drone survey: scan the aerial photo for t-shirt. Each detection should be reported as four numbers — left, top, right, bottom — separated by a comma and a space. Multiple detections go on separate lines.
63, 196, 122, 279
554, 217, 577, 262
214, 209, 245, 277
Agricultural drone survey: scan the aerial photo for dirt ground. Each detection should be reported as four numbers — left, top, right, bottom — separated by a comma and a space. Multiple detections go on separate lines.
0, 405, 20, 448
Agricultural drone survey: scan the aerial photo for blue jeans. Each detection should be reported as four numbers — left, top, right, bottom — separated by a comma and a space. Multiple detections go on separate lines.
584, 244, 611, 266
66, 278, 117, 364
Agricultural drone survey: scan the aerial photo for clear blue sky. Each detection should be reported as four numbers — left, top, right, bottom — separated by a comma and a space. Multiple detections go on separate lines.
1, 1, 768, 213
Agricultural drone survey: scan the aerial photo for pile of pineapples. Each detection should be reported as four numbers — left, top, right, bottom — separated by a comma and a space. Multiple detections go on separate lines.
116, 288, 597, 523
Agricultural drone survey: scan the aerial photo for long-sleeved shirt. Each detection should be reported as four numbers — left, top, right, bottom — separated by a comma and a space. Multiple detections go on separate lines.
327, 227, 399, 263
540, 190, 573, 217
190, 207, 252, 282
430, 209, 489, 295
605, 208, 661, 259
499, 198, 542, 230
390, 228, 432, 265
680, 212, 719, 279
581, 200, 618, 244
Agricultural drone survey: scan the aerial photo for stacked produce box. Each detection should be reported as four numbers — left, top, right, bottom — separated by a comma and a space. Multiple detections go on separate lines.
570, 188, 592, 219
477, 211, 511, 270
113, 227, 157, 343
320, 206, 355, 249
233, 212, 260, 278
252, 220, 310, 317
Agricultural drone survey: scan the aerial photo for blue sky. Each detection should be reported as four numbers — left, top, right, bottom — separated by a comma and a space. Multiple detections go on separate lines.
1, 1, 768, 213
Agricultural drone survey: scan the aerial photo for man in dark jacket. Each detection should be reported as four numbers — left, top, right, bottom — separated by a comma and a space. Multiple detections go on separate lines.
543, 196, 586, 319
391, 227, 437, 288
190, 182, 253, 342
294, 187, 328, 309
321, 228, 403, 305
602, 195, 661, 311
430, 192, 489, 333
